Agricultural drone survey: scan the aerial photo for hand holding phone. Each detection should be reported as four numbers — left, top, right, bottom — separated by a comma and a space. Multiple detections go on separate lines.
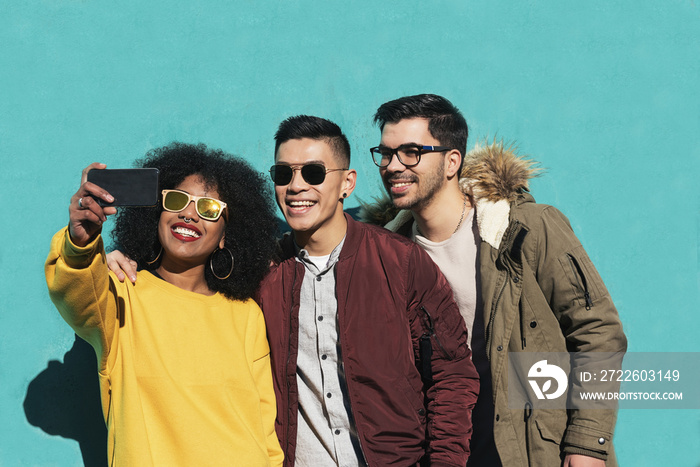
68, 163, 116, 247
86, 168, 159, 207
68, 165, 159, 247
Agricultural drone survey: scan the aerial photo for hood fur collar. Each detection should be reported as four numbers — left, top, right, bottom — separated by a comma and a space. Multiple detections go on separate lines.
361, 140, 540, 249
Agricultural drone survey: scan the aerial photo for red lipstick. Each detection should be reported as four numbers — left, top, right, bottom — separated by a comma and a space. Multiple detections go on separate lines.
170, 222, 202, 242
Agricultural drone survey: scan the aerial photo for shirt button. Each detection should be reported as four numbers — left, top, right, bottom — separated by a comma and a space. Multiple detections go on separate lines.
321, 354, 327, 360
496, 414, 500, 421
598, 437, 606, 445
418, 408, 426, 416
326, 393, 332, 398
530, 321, 537, 328
513, 276, 519, 283
318, 316, 324, 321
497, 345, 503, 351
334, 429, 340, 435
316, 276, 322, 281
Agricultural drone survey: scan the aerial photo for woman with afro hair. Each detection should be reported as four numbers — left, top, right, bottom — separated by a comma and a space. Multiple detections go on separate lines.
45, 142, 284, 466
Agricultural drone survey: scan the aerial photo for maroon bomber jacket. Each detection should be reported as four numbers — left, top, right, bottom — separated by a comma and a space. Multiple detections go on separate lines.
256, 214, 480, 467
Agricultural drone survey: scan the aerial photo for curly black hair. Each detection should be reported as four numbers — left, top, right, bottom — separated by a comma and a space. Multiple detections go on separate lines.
111, 142, 278, 301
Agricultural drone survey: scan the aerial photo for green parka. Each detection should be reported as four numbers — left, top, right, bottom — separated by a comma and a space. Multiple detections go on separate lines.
362, 141, 627, 466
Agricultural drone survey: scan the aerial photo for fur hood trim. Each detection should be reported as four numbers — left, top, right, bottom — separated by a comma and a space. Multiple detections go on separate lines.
360, 140, 541, 249
459, 139, 540, 202
462, 140, 540, 248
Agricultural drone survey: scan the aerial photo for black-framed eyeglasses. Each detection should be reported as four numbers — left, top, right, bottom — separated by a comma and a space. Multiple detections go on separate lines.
269, 163, 348, 186
369, 144, 454, 168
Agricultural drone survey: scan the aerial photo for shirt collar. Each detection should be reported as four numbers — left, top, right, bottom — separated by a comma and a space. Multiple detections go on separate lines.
295, 235, 346, 274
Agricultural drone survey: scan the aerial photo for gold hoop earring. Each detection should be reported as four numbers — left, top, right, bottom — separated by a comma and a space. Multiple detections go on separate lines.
146, 246, 163, 265
209, 247, 234, 280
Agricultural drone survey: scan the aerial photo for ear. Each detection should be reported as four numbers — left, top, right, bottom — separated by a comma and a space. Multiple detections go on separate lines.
445, 149, 462, 178
341, 169, 357, 199
219, 234, 226, 250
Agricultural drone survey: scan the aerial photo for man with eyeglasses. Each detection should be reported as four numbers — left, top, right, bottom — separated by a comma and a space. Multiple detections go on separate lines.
257, 115, 479, 466
362, 94, 627, 467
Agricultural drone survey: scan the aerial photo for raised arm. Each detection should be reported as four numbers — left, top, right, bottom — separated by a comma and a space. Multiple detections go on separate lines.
68, 162, 117, 247
45, 163, 122, 369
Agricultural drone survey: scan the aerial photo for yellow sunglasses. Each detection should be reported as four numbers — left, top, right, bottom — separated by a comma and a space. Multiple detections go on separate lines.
161, 189, 227, 221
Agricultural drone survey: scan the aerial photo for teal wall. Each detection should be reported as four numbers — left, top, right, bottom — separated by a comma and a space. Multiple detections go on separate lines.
2, 1, 698, 465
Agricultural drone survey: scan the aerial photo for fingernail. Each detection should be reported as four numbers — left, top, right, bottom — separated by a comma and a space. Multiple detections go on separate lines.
130, 275, 137, 283
106, 195, 114, 202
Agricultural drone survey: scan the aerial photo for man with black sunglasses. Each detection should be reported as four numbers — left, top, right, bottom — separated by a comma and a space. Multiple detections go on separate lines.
104, 116, 479, 466
257, 115, 479, 466
362, 94, 627, 467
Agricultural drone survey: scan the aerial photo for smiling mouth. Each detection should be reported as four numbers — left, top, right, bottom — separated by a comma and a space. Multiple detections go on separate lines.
172, 225, 201, 239
386, 178, 415, 195
287, 200, 317, 210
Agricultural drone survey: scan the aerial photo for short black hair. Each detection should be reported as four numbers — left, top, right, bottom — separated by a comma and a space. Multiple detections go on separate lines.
274, 115, 351, 166
374, 94, 468, 172
111, 142, 278, 301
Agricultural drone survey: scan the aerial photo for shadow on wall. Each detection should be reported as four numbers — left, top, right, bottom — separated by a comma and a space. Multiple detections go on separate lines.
24, 335, 108, 467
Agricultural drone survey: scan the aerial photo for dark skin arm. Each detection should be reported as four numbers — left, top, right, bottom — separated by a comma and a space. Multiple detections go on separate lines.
106, 250, 139, 283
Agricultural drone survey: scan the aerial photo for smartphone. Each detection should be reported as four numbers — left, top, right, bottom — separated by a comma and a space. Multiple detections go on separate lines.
86, 168, 160, 207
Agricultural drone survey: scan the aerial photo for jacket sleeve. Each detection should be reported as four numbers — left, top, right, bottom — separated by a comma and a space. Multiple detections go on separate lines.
406, 244, 480, 467
45, 227, 120, 371
529, 206, 627, 460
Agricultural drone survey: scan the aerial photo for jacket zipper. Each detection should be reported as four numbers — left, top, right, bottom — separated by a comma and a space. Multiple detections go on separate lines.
524, 401, 533, 460
485, 221, 520, 353
520, 306, 526, 350
485, 277, 506, 354
332, 257, 371, 466
567, 254, 593, 310
285, 264, 298, 459
420, 305, 450, 359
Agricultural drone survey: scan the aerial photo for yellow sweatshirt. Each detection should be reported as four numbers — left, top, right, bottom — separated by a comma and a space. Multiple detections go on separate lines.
45, 228, 284, 466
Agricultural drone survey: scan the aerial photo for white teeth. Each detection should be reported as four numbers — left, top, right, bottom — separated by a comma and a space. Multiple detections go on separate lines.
392, 182, 412, 187
289, 201, 315, 207
173, 226, 201, 238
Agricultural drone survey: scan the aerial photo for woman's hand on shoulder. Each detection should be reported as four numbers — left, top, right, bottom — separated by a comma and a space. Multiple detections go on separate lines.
106, 250, 138, 284
69, 163, 117, 247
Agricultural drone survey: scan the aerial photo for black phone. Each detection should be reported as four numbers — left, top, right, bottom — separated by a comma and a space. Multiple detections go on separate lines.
86, 168, 160, 207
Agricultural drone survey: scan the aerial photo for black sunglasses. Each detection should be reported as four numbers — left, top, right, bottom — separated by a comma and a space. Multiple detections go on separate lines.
269, 163, 347, 186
